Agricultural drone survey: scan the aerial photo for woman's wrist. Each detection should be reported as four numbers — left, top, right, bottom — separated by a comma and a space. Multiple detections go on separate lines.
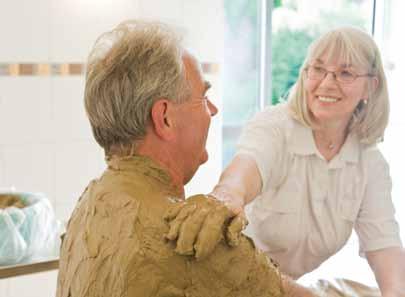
209, 186, 245, 214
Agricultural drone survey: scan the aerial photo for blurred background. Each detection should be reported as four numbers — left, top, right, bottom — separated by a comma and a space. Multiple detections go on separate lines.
0, 0, 404, 295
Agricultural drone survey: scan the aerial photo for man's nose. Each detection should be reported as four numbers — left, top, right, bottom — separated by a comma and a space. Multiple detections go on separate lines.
208, 99, 218, 116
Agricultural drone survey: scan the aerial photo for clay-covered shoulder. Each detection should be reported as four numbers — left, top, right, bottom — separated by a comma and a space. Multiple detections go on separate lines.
68, 182, 142, 254
192, 234, 283, 297
57, 182, 144, 297
233, 235, 283, 297
85, 177, 141, 218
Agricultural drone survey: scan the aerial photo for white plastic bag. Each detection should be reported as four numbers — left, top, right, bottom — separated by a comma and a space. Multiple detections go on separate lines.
0, 192, 61, 265
0, 207, 27, 264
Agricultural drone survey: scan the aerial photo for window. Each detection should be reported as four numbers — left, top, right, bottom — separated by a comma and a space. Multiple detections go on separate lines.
222, 0, 260, 167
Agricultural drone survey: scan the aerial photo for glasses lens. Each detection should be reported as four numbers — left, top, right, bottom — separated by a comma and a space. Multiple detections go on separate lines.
307, 66, 325, 80
337, 70, 356, 83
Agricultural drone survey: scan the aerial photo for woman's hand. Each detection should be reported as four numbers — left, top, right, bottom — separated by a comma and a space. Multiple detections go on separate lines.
164, 194, 248, 260
164, 155, 262, 260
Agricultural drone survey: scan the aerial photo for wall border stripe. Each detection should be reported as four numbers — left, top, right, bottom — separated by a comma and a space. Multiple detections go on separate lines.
0, 62, 219, 76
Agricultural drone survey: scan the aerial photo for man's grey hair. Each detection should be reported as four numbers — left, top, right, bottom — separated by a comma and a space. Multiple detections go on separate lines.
84, 20, 191, 156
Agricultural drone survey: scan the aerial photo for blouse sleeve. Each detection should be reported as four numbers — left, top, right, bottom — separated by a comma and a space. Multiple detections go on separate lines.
236, 105, 289, 193
355, 148, 403, 256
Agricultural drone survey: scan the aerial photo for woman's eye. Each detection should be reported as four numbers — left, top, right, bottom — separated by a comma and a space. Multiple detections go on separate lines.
313, 66, 324, 72
340, 70, 355, 78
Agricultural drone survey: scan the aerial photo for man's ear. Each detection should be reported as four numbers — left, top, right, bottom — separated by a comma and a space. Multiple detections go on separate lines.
150, 99, 176, 141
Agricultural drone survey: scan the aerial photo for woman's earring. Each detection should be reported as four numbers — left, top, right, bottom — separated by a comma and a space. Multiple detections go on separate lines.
363, 99, 368, 105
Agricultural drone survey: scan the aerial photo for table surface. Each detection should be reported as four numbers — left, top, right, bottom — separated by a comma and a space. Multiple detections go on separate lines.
0, 257, 59, 279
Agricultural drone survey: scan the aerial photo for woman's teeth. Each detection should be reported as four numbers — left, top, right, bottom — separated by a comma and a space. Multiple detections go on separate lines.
318, 96, 338, 103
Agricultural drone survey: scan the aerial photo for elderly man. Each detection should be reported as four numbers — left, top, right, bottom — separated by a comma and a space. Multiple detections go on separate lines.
56, 20, 315, 297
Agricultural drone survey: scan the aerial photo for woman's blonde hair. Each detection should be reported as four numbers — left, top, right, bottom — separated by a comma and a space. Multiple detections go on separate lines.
84, 20, 190, 155
288, 26, 389, 144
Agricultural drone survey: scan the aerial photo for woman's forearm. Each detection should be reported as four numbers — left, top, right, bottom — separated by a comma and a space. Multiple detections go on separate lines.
211, 154, 262, 212
366, 247, 405, 297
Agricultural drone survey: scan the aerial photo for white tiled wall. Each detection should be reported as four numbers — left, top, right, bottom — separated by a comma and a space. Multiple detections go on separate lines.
0, 0, 224, 296
0, 78, 52, 144
49, 0, 140, 62
0, 0, 50, 62
7, 271, 58, 297
50, 77, 91, 141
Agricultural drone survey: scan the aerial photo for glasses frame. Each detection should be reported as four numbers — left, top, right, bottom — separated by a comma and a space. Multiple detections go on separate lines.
304, 65, 374, 84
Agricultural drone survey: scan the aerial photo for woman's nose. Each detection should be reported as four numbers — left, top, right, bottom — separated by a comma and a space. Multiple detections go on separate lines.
319, 71, 339, 88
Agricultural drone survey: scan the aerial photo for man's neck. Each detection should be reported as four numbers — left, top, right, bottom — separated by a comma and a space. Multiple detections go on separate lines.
136, 142, 185, 199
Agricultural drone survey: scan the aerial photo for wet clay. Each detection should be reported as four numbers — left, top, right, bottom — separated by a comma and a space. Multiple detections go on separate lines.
56, 156, 284, 297
0, 194, 25, 209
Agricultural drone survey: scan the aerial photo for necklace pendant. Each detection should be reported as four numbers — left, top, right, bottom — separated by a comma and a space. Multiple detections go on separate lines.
328, 143, 334, 150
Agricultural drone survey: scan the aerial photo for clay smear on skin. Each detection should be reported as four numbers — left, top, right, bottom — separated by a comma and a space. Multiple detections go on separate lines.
57, 156, 284, 297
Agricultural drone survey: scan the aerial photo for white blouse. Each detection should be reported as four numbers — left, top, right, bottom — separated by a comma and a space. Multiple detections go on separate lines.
238, 103, 402, 279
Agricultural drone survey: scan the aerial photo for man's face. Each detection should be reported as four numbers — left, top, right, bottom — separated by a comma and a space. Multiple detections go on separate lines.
172, 53, 218, 184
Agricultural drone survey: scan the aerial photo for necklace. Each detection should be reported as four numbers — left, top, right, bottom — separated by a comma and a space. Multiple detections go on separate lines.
328, 143, 334, 150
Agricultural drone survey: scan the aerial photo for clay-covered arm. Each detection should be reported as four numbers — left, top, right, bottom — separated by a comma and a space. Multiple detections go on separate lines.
210, 154, 262, 214
366, 247, 405, 297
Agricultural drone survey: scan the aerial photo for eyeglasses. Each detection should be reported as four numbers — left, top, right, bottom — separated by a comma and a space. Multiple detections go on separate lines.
305, 65, 373, 84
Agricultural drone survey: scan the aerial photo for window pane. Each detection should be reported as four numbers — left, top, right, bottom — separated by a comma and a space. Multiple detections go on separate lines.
223, 0, 260, 167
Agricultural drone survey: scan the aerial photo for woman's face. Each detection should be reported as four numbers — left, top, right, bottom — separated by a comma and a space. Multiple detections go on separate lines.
304, 51, 371, 127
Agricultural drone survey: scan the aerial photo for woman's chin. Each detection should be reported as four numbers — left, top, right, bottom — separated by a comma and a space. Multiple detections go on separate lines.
312, 110, 341, 124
